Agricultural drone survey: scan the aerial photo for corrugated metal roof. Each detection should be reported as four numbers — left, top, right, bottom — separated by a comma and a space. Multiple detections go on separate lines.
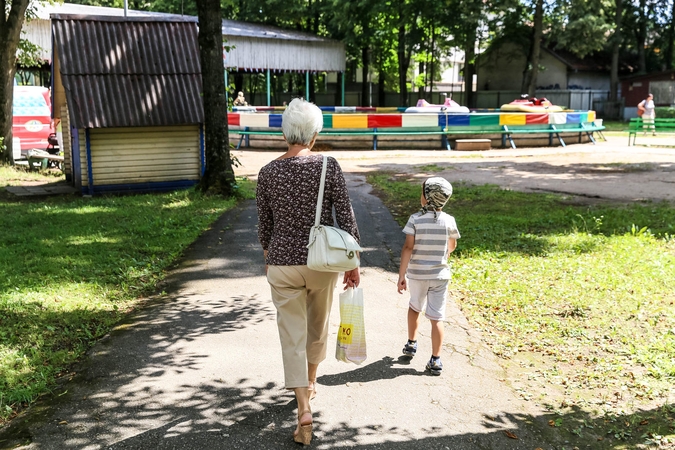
37, 3, 336, 42
28, 3, 344, 71
52, 15, 203, 129
221, 19, 331, 43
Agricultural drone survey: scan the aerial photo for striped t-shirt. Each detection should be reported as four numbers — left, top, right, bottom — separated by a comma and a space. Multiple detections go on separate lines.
402, 211, 461, 280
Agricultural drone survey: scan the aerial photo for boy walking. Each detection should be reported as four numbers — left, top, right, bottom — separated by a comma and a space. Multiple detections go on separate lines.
397, 177, 460, 375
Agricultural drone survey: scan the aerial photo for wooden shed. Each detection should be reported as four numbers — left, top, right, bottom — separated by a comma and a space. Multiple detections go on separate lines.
621, 70, 675, 107
51, 14, 204, 195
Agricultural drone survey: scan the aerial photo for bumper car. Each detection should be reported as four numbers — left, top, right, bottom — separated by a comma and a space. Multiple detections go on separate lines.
405, 98, 470, 114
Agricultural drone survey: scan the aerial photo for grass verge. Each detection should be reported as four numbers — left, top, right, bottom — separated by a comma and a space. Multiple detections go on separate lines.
368, 173, 675, 448
0, 166, 254, 422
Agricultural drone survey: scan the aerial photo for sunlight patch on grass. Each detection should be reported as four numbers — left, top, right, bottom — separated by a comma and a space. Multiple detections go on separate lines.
0, 182, 254, 422
368, 172, 675, 444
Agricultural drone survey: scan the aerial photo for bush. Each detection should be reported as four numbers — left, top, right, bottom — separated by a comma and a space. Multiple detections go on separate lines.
656, 106, 675, 118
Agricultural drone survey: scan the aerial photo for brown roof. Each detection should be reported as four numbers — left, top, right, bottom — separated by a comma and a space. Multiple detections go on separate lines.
52, 15, 203, 128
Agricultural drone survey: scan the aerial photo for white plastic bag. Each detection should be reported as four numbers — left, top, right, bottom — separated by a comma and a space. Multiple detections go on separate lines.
335, 287, 367, 364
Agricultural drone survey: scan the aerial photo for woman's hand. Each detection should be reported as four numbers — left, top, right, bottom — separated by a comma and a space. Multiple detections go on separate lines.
343, 268, 360, 289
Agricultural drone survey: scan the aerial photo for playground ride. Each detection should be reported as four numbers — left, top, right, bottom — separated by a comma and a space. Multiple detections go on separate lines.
500, 96, 564, 113
228, 106, 604, 150
405, 98, 470, 114
232, 106, 406, 113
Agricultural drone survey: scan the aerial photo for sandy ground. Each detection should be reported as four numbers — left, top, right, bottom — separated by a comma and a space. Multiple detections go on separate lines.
234, 135, 675, 204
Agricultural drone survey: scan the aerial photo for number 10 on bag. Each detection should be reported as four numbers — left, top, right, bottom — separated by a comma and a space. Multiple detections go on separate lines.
338, 323, 354, 344
335, 287, 367, 364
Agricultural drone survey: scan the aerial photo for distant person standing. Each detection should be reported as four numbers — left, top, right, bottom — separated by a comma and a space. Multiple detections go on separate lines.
638, 93, 656, 136
233, 91, 248, 107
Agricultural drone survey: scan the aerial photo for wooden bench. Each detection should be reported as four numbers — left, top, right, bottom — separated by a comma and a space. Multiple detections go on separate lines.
26, 150, 64, 171
230, 123, 606, 151
628, 118, 675, 145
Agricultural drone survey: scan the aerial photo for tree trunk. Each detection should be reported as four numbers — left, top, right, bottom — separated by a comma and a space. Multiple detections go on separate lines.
610, 0, 623, 102
0, 0, 30, 165
523, 0, 544, 97
361, 45, 370, 107
665, 0, 675, 70
234, 73, 243, 95
378, 66, 386, 107
334, 71, 342, 105
463, 26, 476, 108
637, 0, 647, 73
429, 26, 435, 97
397, 23, 410, 106
196, 0, 235, 195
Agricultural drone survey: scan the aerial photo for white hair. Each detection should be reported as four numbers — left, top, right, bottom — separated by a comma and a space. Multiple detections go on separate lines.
282, 98, 323, 146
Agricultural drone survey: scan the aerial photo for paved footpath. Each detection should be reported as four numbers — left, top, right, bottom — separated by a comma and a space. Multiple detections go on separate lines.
2, 156, 598, 449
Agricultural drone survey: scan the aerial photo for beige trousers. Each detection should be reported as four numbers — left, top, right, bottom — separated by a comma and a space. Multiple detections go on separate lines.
267, 265, 338, 388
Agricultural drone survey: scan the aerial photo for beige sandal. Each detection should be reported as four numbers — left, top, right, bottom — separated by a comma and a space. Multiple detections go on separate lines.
308, 380, 317, 401
293, 409, 313, 445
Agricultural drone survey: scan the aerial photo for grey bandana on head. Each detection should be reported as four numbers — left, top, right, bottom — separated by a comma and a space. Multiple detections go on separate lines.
422, 177, 453, 218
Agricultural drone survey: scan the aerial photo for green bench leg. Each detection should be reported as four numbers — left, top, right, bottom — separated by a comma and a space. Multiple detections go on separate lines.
441, 134, 451, 151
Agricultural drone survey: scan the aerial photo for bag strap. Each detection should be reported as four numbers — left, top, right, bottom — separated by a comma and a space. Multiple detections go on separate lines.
314, 155, 328, 227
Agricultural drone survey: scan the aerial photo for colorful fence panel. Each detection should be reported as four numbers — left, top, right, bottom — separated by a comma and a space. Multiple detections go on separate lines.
227, 111, 599, 130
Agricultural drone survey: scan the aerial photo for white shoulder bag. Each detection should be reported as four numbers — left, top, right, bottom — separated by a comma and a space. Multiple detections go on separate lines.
306, 155, 362, 272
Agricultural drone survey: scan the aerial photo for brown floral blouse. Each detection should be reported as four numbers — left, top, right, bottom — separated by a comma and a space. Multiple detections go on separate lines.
256, 154, 360, 266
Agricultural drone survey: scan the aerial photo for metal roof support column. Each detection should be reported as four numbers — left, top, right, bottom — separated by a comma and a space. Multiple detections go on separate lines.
305, 71, 310, 101
224, 70, 229, 108
341, 71, 345, 106
266, 68, 271, 106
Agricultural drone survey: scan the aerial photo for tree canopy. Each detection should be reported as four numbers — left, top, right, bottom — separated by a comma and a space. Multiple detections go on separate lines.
3, 0, 674, 164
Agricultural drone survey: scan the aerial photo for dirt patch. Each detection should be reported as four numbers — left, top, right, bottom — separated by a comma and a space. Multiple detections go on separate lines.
235, 136, 675, 205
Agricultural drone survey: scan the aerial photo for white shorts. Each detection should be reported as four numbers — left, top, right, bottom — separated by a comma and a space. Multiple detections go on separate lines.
408, 278, 449, 321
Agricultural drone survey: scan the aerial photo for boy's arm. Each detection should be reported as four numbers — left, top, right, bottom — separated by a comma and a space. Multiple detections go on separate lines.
447, 238, 457, 254
398, 234, 415, 294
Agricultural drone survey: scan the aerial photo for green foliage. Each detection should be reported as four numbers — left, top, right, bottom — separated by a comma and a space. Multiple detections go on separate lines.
16, 38, 42, 68
0, 172, 254, 421
369, 173, 675, 441
656, 107, 675, 119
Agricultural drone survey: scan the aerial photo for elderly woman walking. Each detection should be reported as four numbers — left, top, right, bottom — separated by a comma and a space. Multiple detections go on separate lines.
256, 98, 361, 445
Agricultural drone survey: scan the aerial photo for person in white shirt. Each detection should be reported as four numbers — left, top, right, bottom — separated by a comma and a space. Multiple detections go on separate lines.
397, 177, 460, 375
638, 93, 656, 136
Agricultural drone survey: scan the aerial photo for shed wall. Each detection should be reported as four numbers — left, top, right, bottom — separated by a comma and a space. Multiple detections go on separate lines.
78, 125, 200, 188
477, 42, 572, 91
60, 105, 72, 179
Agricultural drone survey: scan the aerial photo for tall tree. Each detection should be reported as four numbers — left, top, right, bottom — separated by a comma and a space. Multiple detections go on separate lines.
446, 0, 484, 108
393, 0, 424, 106
636, 0, 648, 73
195, 0, 236, 195
522, 0, 544, 97
0, 0, 30, 164
610, 0, 624, 103
667, 0, 675, 69
325, 0, 385, 107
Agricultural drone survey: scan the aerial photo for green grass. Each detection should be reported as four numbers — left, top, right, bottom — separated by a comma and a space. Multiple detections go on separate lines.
599, 120, 628, 132
0, 167, 254, 422
368, 173, 675, 446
